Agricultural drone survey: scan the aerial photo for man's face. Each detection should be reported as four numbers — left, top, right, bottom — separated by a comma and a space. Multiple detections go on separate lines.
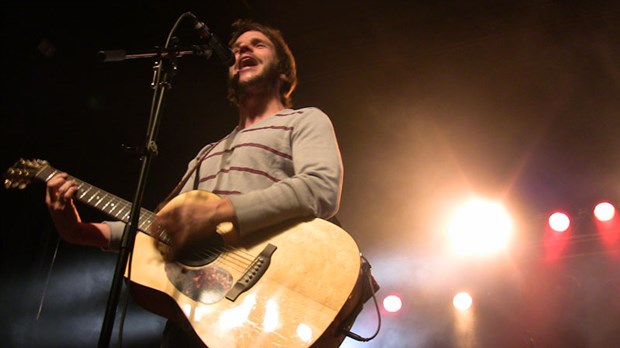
228, 30, 281, 92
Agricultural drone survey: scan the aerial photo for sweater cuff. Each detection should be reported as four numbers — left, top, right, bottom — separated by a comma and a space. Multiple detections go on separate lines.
102, 221, 125, 252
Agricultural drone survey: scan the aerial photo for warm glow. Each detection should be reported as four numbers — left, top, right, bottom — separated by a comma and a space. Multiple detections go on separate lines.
453, 292, 473, 311
192, 305, 214, 322
218, 294, 256, 329
448, 198, 513, 255
548, 212, 570, 232
296, 323, 313, 344
262, 299, 280, 332
181, 303, 192, 317
594, 202, 616, 222
383, 295, 403, 313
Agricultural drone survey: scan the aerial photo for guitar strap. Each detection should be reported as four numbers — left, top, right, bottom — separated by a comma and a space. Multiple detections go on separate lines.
155, 142, 219, 213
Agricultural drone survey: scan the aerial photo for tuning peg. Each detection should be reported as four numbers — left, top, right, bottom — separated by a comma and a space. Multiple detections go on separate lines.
4, 179, 12, 189
10, 180, 22, 189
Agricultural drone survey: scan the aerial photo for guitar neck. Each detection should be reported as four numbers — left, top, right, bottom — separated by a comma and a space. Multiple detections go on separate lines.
35, 165, 156, 233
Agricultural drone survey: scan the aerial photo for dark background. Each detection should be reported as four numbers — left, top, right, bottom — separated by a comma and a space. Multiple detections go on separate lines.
2, 1, 619, 347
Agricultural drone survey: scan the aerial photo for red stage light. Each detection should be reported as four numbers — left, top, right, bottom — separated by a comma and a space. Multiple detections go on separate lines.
594, 202, 619, 256
544, 211, 571, 261
594, 202, 616, 222
548, 212, 570, 232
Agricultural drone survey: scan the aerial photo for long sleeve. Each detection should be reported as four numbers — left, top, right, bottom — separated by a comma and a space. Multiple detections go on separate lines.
227, 108, 343, 235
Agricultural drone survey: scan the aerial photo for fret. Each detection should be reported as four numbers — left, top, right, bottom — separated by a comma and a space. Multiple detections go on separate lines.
86, 189, 101, 204
108, 201, 120, 215
101, 199, 113, 212
76, 186, 88, 201
139, 217, 149, 230
75, 182, 85, 193
115, 206, 127, 220
23, 163, 166, 244
94, 193, 108, 207
43, 169, 60, 182
79, 186, 93, 199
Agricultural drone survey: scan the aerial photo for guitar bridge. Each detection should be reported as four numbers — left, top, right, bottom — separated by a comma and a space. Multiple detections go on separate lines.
226, 243, 277, 301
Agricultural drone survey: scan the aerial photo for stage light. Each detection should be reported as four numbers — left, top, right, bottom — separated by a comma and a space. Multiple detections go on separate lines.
453, 292, 473, 311
594, 202, 616, 222
447, 198, 513, 256
548, 212, 570, 232
383, 295, 403, 313
594, 202, 619, 254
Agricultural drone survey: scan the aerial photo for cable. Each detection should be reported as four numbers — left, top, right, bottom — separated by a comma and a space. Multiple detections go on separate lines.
343, 256, 382, 342
36, 236, 61, 320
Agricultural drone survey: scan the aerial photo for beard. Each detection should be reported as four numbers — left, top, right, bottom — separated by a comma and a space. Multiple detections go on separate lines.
228, 59, 280, 103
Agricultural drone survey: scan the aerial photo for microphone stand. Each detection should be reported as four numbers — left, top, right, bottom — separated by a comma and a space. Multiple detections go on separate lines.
96, 28, 212, 348
96, 46, 171, 348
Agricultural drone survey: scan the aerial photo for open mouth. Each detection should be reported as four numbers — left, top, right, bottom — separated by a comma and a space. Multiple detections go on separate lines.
238, 56, 258, 71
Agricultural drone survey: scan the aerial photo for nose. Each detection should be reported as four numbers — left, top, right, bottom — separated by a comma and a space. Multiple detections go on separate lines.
238, 45, 251, 55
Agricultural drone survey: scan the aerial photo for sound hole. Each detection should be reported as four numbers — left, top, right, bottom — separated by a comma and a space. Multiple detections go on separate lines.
165, 263, 233, 305
176, 232, 225, 267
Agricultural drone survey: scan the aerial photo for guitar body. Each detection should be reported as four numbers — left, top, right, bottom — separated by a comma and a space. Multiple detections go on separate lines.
128, 218, 361, 348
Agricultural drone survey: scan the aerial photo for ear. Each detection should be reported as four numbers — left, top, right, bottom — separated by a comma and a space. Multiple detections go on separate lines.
279, 73, 290, 83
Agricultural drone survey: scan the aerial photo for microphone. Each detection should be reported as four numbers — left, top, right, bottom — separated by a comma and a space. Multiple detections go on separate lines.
187, 13, 235, 67
97, 45, 212, 62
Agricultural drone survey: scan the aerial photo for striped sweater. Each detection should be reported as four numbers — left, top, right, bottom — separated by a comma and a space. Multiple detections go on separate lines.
106, 107, 342, 248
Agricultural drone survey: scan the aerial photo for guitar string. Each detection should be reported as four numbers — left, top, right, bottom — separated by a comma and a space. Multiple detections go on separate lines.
71, 176, 264, 275
139, 219, 259, 274
42, 168, 267, 285
42, 168, 277, 302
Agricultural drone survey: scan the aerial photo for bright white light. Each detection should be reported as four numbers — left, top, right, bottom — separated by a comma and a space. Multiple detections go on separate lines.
453, 292, 473, 311
296, 323, 313, 344
447, 198, 513, 255
192, 305, 214, 322
383, 295, 403, 313
262, 299, 280, 332
594, 202, 616, 222
548, 212, 570, 232
218, 294, 255, 329
181, 303, 192, 317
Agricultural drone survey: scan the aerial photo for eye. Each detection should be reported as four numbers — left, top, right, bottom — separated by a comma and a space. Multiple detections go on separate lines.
254, 42, 267, 48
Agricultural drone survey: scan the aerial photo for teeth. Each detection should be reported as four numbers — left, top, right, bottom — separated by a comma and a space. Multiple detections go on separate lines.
239, 56, 257, 68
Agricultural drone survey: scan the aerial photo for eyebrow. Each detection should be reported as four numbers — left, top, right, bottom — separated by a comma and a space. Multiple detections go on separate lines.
232, 37, 273, 49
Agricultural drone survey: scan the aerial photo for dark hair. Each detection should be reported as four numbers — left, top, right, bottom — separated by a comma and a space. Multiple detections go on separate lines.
228, 19, 297, 107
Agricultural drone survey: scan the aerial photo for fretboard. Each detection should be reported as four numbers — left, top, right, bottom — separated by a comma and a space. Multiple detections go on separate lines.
36, 165, 156, 234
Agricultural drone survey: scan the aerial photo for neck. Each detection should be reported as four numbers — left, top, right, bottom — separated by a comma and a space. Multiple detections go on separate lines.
237, 89, 286, 129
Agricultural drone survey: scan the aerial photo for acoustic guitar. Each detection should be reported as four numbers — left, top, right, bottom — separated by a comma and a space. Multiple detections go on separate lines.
5, 159, 362, 347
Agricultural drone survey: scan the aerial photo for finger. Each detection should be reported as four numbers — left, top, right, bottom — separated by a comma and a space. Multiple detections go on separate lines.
65, 185, 79, 200
58, 180, 77, 200
46, 174, 67, 203
158, 223, 178, 263
170, 227, 194, 260
47, 173, 69, 189
151, 216, 172, 244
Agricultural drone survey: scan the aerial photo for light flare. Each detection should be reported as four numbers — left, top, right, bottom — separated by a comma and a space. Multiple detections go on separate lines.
448, 198, 513, 256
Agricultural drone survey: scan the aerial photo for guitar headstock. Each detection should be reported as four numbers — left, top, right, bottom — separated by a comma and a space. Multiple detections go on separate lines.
4, 159, 50, 189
